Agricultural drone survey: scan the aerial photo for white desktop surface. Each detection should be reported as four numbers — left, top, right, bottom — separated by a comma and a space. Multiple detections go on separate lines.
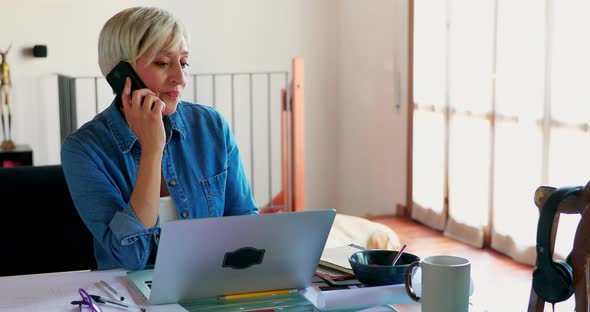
0, 268, 473, 312
0, 269, 186, 312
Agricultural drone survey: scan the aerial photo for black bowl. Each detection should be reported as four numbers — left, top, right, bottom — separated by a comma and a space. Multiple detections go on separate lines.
348, 249, 420, 286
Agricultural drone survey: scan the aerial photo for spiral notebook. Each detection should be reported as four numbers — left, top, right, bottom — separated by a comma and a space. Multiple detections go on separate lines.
319, 243, 365, 274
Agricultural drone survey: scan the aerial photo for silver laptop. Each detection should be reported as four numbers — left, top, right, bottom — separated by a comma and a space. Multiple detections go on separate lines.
127, 209, 336, 305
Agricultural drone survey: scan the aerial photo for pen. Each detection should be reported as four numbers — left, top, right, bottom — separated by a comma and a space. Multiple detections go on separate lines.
221, 289, 298, 300
71, 296, 145, 312
99, 280, 125, 301
92, 295, 146, 312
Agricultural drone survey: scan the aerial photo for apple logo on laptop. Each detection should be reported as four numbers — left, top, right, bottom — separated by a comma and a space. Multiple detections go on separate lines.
222, 247, 265, 269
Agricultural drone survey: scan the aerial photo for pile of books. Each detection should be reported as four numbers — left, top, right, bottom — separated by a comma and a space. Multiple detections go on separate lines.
308, 244, 415, 311
315, 244, 363, 287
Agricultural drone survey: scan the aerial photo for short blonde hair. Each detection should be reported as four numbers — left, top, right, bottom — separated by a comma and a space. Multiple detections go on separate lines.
98, 7, 189, 76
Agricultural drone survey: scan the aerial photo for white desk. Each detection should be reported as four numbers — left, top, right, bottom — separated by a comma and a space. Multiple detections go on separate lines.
0, 269, 185, 312
0, 268, 419, 312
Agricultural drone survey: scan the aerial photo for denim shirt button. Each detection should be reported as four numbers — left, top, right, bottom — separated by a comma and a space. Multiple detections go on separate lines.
163, 148, 167, 155
181, 211, 189, 218
168, 180, 177, 186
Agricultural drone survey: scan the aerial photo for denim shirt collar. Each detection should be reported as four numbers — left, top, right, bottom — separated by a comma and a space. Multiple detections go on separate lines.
104, 100, 187, 153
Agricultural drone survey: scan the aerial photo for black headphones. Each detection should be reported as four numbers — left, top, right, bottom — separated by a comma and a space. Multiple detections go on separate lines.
532, 185, 582, 303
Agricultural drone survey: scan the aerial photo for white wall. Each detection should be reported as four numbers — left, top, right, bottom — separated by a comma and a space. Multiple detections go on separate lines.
0, 0, 408, 216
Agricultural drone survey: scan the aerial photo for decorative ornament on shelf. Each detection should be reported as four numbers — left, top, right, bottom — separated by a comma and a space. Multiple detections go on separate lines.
0, 43, 15, 150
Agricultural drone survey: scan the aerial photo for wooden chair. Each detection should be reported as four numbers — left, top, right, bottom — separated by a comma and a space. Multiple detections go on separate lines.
528, 182, 590, 311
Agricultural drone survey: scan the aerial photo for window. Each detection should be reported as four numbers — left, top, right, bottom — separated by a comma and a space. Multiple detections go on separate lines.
413, 0, 588, 266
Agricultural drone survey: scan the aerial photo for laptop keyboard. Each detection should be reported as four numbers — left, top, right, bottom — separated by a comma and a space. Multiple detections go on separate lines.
145, 280, 152, 289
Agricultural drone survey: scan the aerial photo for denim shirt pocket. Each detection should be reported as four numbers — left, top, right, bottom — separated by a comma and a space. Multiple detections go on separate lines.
200, 169, 227, 216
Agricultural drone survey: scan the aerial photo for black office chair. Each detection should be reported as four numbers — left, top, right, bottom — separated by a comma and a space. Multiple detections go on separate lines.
0, 165, 96, 276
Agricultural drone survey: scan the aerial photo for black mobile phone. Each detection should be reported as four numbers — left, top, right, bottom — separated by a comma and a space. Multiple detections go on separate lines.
106, 61, 146, 105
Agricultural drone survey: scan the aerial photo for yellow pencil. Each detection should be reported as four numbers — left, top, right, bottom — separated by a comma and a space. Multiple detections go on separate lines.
221, 289, 297, 300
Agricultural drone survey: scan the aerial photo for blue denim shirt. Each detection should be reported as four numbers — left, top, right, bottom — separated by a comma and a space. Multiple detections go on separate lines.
61, 100, 258, 271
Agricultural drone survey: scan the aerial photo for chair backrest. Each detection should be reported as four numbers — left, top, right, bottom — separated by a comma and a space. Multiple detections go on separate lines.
528, 183, 590, 311
0, 165, 96, 276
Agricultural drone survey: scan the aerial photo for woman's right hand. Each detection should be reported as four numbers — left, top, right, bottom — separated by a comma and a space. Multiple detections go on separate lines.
120, 77, 166, 154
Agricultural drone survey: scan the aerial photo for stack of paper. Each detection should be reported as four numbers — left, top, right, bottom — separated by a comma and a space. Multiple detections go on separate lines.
302, 272, 475, 311
300, 282, 418, 311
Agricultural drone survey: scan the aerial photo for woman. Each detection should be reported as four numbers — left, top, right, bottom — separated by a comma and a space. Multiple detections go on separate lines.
61, 7, 258, 271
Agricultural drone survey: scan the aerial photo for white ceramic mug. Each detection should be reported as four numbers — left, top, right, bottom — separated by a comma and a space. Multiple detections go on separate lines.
404, 255, 471, 312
